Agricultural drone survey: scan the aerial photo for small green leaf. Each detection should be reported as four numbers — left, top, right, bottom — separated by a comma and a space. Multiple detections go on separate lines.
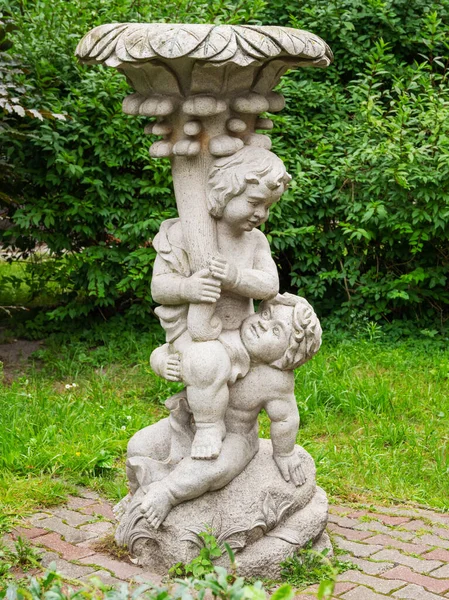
270, 584, 294, 600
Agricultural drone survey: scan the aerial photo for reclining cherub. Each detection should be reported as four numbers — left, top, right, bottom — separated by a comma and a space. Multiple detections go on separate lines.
150, 146, 291, 460
130, 293, 322, 529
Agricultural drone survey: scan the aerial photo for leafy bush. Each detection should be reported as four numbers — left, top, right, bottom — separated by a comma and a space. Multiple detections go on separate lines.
0, 9, 66, 306
1, 0, 449, 328
267, 4, 449, 327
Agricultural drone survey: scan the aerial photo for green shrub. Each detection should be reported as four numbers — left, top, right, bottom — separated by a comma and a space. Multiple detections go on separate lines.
1, 0, 448, 328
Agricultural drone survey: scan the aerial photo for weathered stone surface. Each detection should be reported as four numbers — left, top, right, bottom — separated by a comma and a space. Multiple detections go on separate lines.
52, 507, 93, 526
431, 564, 449, 578
47, 558, 98, 580
76, 20, 332, 579
80, 569, 123, 586
118, 440, 328, 578
418, 534, 449, 549
76, 24, 333, 71
80, 521, 114, 537
36, 516, 94, 543
401, 519, 432, 532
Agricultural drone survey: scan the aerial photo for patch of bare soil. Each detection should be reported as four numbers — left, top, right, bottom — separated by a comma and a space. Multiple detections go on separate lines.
0, 338, 43, 382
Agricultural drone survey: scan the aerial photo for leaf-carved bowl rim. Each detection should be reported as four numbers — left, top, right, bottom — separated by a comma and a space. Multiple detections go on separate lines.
76, 23, 333, 68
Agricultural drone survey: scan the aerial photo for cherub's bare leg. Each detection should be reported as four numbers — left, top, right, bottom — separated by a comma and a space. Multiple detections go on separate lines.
126, 456, 172, 494
188, 388, 228, 459
140, 431, 258, 528
182, 340, 232, 460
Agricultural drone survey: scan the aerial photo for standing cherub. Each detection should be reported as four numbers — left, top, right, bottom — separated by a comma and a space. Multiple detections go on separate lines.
150, 146, 291, 460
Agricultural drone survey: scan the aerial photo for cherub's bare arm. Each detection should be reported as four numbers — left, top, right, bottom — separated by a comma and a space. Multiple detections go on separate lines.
265, 395, 299, 457
265, 395, 306, 487
152, 255, 221, 305
151, 255, 187, 305
209, 233, 278, 300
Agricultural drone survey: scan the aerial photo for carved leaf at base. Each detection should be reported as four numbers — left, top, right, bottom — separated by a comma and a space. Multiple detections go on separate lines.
115, 500, 150, 553
179, 492, 295, 555
267, 527, 301, 545
249, 492, 293, 535
181, 516, 248, 553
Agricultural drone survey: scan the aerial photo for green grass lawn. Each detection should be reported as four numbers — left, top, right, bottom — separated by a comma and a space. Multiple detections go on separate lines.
0, 319, 448, 531
0, 259, 61, 314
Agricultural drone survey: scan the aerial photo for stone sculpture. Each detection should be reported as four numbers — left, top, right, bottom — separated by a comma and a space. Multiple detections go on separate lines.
76, 23, 333, 578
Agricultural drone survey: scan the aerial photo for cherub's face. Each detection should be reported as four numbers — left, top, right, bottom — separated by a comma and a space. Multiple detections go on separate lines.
241, 301, 293, 363
221, 178, 282, 233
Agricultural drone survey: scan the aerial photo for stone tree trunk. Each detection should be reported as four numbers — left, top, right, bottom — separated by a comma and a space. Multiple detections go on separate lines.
76, 24, 332, 341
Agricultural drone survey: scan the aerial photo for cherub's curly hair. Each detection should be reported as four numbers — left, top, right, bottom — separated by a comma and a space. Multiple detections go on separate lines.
265, 293, 322, 371
207, 146, 292, 218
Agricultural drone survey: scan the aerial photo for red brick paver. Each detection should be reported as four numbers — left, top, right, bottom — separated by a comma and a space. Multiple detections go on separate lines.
338, 569, 405, 594
375, 515, 411, 527
32, 532, 95, 561
4, 491, 449, 598
426, 549, 449, 562
80, 503, 116, 520
341, 586, 390, 599
381, 565, 449, 594
12, 526, 48, 540
364, 533, 430, 555
78, 553, 143, 580
66, 496, 97, 510
327, 523, 373, 541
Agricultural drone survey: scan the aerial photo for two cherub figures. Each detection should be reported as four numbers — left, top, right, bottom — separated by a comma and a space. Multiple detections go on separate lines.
121, 146, 322, 530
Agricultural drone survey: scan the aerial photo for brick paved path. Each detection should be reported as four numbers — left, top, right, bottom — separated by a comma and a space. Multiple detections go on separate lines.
4, 489, 449, 598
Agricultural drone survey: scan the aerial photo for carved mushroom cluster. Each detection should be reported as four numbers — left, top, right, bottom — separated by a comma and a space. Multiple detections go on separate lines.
76, 23, 332, 160
123, 90, 285, 159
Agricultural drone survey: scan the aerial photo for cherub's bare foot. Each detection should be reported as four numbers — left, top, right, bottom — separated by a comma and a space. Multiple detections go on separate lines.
140, 482, 174, 529
191, 423, 225, 459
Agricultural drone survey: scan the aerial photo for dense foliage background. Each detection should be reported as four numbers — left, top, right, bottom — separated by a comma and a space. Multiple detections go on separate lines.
1, 0, 448, 330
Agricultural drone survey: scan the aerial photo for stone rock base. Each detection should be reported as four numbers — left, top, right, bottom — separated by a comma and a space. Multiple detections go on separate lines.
115, 439, 330, 579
